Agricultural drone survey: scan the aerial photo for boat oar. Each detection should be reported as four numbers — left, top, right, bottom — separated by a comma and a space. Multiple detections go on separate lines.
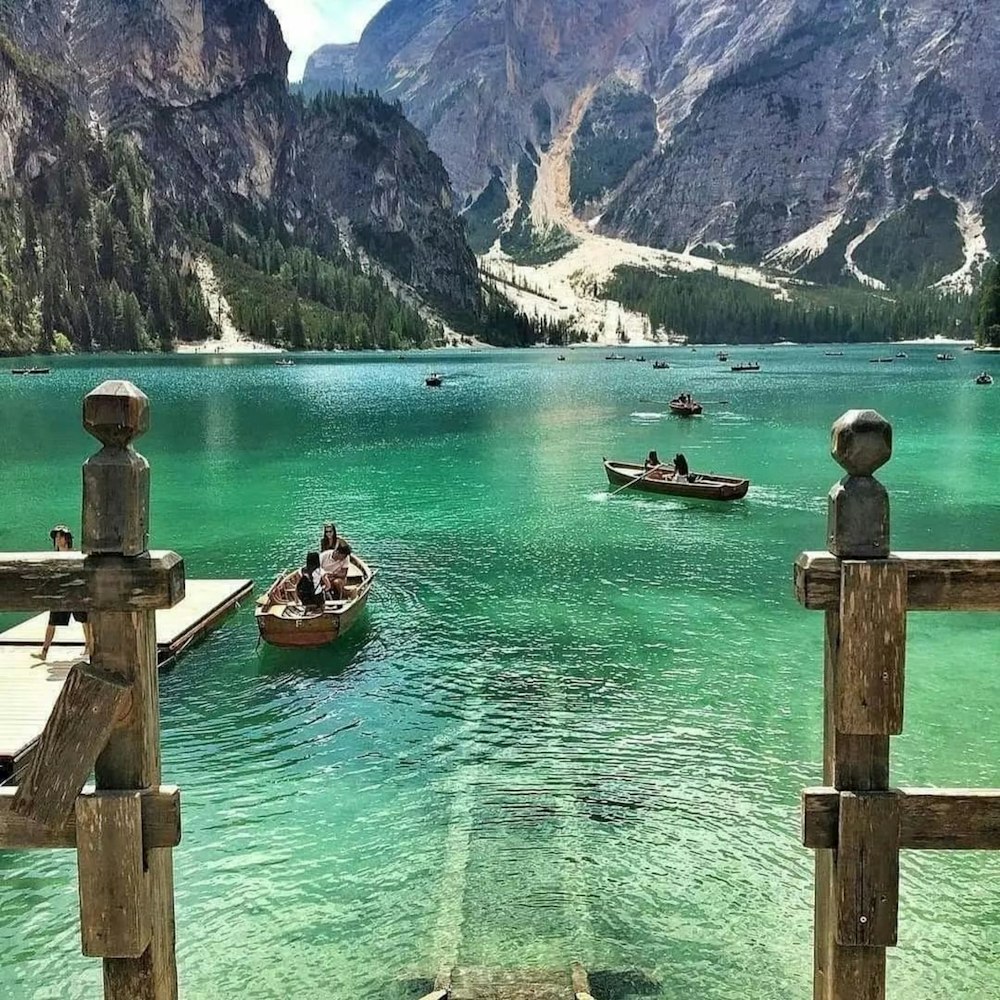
610, 463, 667, 497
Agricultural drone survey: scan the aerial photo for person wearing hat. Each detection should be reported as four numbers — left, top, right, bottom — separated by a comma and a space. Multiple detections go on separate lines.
32, 526, 93, 662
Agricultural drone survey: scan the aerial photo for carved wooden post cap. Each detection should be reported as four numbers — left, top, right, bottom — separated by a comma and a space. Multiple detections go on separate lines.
831, 409, 892, 477
83, 381, 149, 449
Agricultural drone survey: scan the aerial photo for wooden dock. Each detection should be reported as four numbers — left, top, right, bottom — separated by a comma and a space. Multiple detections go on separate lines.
0, 578, 252, 780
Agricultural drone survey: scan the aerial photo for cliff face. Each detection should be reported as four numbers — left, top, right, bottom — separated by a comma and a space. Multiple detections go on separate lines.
304, 0, 1000, 285
1, 0, 480, 311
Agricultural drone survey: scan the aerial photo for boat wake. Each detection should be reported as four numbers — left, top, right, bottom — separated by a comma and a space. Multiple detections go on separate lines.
630, 411, 665, 421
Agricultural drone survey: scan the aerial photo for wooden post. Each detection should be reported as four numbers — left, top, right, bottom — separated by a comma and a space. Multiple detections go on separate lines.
81, 381, 178, 999
813, 410, 901, 1000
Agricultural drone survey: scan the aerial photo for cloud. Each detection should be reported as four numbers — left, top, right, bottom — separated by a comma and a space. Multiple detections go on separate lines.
265, 1, 388, 80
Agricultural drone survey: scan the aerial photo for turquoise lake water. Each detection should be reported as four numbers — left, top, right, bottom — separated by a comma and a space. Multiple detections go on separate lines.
0, 345, 998, 999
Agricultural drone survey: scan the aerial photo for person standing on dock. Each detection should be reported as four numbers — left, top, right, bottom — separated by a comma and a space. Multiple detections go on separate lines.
32, 526, 94, 662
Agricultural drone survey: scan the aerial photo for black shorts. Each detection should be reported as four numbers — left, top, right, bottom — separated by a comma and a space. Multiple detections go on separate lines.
48, 611, 89, 627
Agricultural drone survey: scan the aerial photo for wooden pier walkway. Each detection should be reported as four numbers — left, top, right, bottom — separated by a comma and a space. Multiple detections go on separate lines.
0, 578, 252, 780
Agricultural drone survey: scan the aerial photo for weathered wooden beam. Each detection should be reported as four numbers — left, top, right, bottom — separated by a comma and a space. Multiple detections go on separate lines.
0, 552, 184, 612
416, 992, 448, 1000
836, 793, 899, 948
796, 552, 1000, 612
11, 666, 130, 826
837, 562, 906, 735
76, 794, 151, 958
804, 788, 1000, 850
0, 786, 180, 850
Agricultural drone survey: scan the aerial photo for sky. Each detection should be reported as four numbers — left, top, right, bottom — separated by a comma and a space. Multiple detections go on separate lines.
266, 1, 389, 80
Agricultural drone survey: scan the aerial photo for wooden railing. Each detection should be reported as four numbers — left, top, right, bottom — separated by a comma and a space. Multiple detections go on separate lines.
0, 381, 183, 1000
795, 409, 1000, 1000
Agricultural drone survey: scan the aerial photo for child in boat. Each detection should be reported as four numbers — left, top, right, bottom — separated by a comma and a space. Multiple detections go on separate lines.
296, 552, 328, 609
320, 539, 352, 599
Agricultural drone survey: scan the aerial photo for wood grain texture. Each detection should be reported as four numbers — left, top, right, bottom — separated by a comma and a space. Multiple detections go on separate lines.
0, 552, 184, 612
836, 793, 900, 948
804, 787, 1000, 850
796, 552, 1000, 611
95, 606, 177, 1000
83, 449, 149, 557
837, 562, 907, 735
0, 786, 180, 850
10, 667, 128, 826
76, 794, 151, 958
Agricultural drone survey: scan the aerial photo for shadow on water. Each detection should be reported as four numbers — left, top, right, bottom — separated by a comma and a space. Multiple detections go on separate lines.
253, 617, 377, 681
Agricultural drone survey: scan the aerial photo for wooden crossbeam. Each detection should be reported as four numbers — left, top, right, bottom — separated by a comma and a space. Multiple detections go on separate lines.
795, 552, 1000, 612
0, 552, 185, 612
0, 786, 180, 850
804, 788, 1000, 850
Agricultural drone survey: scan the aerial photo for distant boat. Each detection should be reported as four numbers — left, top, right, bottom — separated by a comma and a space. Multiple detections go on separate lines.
426, 373, 444, 386
936, 353, 956, 362
605, 353, 627, 361
255, 555, 376, 649
274, 359, 295, 367
652, 360, 670, 370
557, 355, 566, 361
634, 355, 647, 362
975, 372, 993, 385
717, 352, 729, 362
895, 352, 908, 359
824, 352, 844, 357
964, 345, 976, 352
669, 395, 703, 417
731, 362, 761, 372
604, 459, 749, 501
869, 357, 894, 363
774, 340, 796, 346
11, 367, 51, 375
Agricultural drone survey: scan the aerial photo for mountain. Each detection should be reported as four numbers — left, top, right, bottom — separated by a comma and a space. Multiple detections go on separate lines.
0, 0, 490, 354
303, 0, 1000, 290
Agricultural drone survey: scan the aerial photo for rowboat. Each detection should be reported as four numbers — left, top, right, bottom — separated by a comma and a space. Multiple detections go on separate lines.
635, 355, 647, 362
895, 352, 908, 359
975, 372, 993, 385
824, 352, 844, 357
255, 555, 376, 649
426, 373, 443, 386
669, 396, 703, 416
717, 352, 729, 362
869, 357, 894, 363
731, 363, 761, 372
557, 355, 566, 361
605, 353, 626, 361
604, 460, 749, 501
275, 359, 295, 367
652, 360, 669, 369
11, 367, 51, 375
936, 353, 955, 362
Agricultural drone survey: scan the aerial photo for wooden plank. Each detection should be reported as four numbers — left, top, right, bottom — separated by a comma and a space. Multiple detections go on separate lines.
10, 665, 128, 826
76, 794, 151, 958
837, 562, 907, 735
836, 793, 900, 948
796, 552, 1000, 612
815, 611, 889, 1000
95, 608, 178, 1000
0, 552, 185, 612
0, 786, 180, 850
0, 579, 251, 651
804, 787, 1000, 850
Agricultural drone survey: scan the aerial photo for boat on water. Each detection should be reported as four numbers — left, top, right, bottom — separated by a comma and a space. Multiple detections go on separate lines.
669, 395, 703, 416
604, 459, 749, 501
731, 362, 761, 372
255, 555, 376, 649
426, 373, 443, 386
975, 372, 993, 385
634, 355, 647, 363
824, 352, 844, 357
652, 360, 670, 370
274, 359, 295, 367
895, 352, 908, 359
964, 345, 976, 352
11, 367, 51, 375
717, 352, 729, 362
869, 357, 894, 364
936, 353, 956, 362
605, 353, 627, 361
557, 355, 566, 361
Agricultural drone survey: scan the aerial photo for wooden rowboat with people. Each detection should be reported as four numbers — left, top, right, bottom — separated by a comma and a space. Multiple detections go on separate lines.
603, 459, 750, 501
255, 554, 376, 648
669, 394, 703, 416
